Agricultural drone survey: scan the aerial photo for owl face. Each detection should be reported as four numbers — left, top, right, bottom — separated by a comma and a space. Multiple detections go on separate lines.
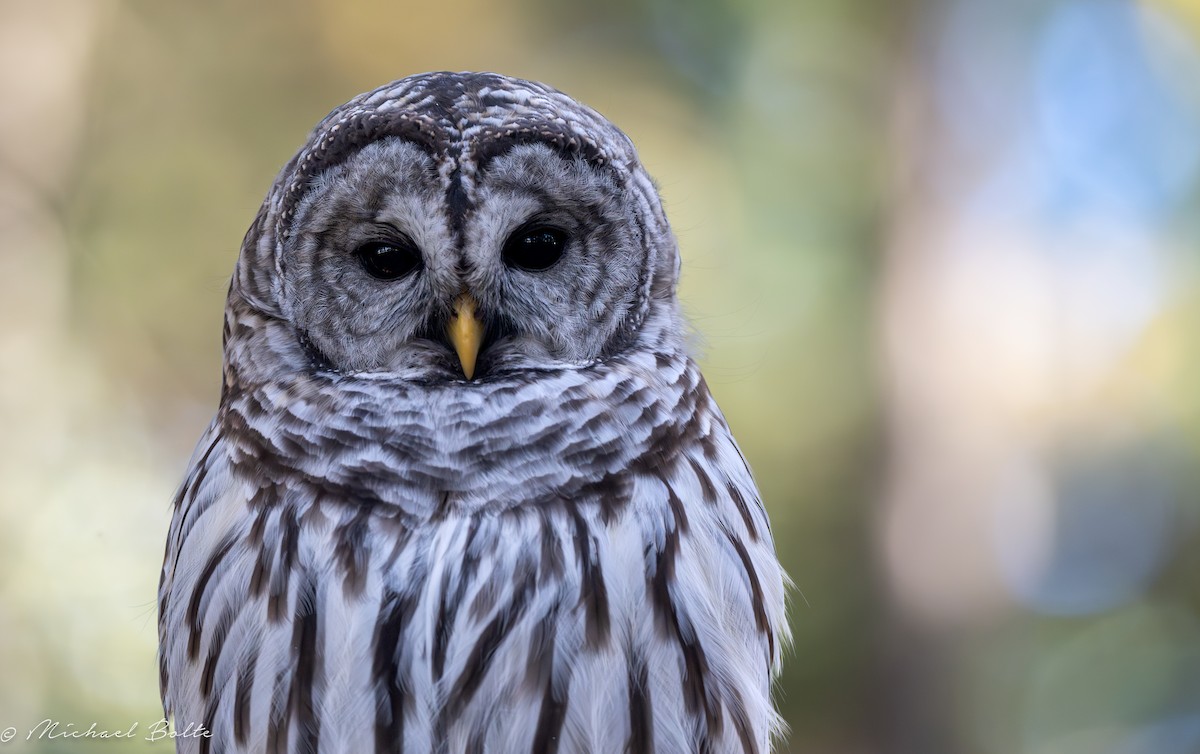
225, 73, 681, 389
277, 126, 648, 382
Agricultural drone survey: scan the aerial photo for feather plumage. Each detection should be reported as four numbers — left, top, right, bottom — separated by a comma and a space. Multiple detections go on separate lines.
159, 72, 788, 754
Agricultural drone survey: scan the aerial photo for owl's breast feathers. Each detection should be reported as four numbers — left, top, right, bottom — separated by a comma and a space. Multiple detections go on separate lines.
158, 345, 788, 754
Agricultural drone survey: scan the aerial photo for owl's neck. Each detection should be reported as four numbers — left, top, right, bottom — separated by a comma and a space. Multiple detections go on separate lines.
216, 295, 712, 519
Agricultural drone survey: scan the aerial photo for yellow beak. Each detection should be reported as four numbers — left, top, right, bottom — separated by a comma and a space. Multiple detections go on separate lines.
448, 294, 484, 379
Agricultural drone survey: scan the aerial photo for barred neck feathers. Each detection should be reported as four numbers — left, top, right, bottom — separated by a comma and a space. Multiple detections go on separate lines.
219, 301, 710, 522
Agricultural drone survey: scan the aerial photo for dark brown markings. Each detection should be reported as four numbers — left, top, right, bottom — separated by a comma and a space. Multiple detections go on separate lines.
277, 112, 446, 238
628, 383, 707, 486
200, 696, 218, 754
728, 692, 759, 754
288, 572, 321, 754
434, 517, 481, 681
726, 530, 772, 660
268, 506, 300, 623
729, 444, 771, 536
567, 505, 611, 649
222, 405, 403, 517
186, 534, 236, 662
266, 665, 291, 753
648, 484, 686, 640
647, 510, 722, 744
374, 588, 418, 754
247, 506, 268, 545
726, 482, 759, 543
665, 484, 690, 535
249, 535, 272, 598
626, 655, 654, 754
468, 572, 499, 624
233, 650, 257, 745
649, 529, 678, 639
158, 621, 170, 700
688, 456, 718, 504
527, 469, 632, 526
180, 432, 220, 515
530, 677, 567, 754
382, 524, 414, 571
524, 605, 558, 692
296, 328, 338, 373
528, 605, 566, 754
466, 722, 489, 754
167, 432, 222, 581
445, 166, 470, 239
593, 471, 636, 527
472, 128, 610, 176
432, 567, 455, 682
446, 562, 536, 716
184, 439, 218, 502
537, 510, 566, 585
334, 507, 371, 598
678, 628, 719, 740
157, 657, 169, 705
699, 430, 720, 462
199, 600, 238, 699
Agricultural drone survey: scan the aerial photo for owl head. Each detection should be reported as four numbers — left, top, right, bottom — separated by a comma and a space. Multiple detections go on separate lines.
225, 72, 683, 385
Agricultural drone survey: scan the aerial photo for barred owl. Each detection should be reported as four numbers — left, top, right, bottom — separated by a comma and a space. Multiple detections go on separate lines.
158, 71, 788, 754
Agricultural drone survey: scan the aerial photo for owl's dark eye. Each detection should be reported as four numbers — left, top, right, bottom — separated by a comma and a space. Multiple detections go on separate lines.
502, 226, 567, 271
355, 241, 422, 280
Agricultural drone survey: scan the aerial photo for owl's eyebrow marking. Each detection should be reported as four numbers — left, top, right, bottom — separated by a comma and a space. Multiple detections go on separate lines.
279, 122, 443, 239
471, 131, 610, 175
445, 135, 610, 245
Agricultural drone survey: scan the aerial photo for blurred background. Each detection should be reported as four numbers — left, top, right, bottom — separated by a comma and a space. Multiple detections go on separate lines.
1, 0, 1199, 751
